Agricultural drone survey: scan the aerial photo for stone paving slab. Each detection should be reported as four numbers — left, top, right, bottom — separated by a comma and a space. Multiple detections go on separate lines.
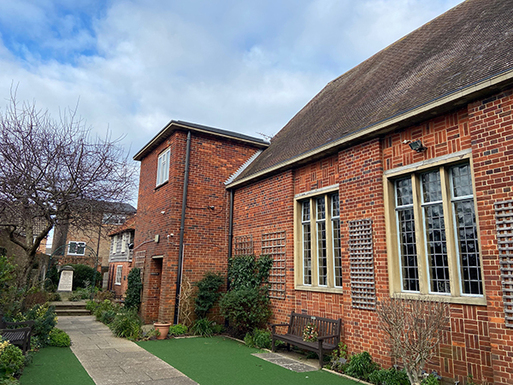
57, 316, 198, 385
252, 352, 318, 372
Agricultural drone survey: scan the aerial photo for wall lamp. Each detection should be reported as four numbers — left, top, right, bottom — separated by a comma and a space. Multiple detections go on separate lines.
403, 139, 427, 153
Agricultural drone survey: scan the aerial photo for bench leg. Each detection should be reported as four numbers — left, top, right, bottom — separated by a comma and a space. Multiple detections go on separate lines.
271, 337, 276, 352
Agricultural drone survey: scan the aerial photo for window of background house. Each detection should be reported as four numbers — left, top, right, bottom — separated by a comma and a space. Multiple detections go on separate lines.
115, 265, 123, 285
297, 188, 342, 291
156, 148, 170, 186
68, 241, 86, 256
390, 161, 483, 300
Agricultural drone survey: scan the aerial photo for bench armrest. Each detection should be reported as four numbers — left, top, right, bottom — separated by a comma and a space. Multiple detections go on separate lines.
317, 333, 340, 341
270, 323, 290, 333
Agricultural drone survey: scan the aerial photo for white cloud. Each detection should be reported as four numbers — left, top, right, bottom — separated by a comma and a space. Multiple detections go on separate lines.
0, 0, 464, 159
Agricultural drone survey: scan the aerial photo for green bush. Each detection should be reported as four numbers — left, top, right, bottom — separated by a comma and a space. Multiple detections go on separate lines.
194, 272, 224, 319
220, 287, 271, 335
11, 303, 57, 348
344, 351, 380, 382
124, 268, 143, 310
94, 290, 114, 302
109, 309, 142, 340
0, 377, 20, 385
48, 328, 71, 347
369, 367, 410, 385
47, 292, 61, 302
99, 310, 117, 325
244, 328, 272, 349
221, 254, 273, 336
328, 343, 348, 372
70, 264, 102, 290
422, 373, 441, 385
191, 318, 218, 337
0, 341, 24, 377
169, 324, 188, 336
44, 265, 59, 291
93, 300, 120, 321
85, 299, 99, 312
69, 287, 92, 301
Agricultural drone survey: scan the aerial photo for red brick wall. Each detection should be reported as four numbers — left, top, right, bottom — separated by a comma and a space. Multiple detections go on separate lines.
231, 87, 513, 384
135, 129, 263, 324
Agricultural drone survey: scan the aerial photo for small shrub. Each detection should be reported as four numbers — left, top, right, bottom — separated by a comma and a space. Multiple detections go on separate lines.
70, 264, 101, 290
140, 328, 160, 341
369, 367, 410, 385
109, 310, 142, 340
48, 328, 71, 347
99, 310, 116, 325
191, 318, 216, 337
344, 351, 380, 382
169, 324, 188, 336
244, 328, 272, 349
85, 299, 99, 313
0, 377, 20, 385
124, 268, 143, 311
422, 373, 441, 385
47, 292, 61, 302
220, 287, 271, 335
93, 300, 120, 321
94, 290, 114, 302
12, 303, 57, 347
23, 290, 48, 310
194, 272, 224, 319
328, 343, 348, 372
69, 287, 92, 301
0, 340, 24, 377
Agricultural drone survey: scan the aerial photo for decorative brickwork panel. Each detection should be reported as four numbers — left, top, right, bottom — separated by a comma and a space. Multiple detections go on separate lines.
495, 200, 513, 327
348, 219, 376, 310
234, 235, 253, 256
262, 231, 286, 299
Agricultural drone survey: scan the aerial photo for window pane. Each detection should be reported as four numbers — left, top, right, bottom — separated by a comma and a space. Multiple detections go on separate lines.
451, 164, 473, 197
331, 194, 342, 287
317, 197, 327, 286
454, 200, 482, 294
422, 171, 450, 293
302, 201, 312, 285
395, 179, 419, 291
451, 164, 482, 295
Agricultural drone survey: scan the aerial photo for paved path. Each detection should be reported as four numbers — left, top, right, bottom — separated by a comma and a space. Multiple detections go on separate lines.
58, 316, 198, 385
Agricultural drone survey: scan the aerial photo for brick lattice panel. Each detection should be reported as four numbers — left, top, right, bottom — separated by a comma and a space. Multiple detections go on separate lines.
234, 235, 253, 256
495, 200, 513, 327
348, 219, 376, 310
261, 231, 286, 300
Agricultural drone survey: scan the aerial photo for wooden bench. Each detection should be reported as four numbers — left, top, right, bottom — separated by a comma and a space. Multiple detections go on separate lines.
271, 311, 342, 366
0, 313, 34, 354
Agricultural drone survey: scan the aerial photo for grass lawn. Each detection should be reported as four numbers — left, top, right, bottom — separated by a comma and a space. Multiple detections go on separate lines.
138, 336, 359, 385
19, 347, 95, 385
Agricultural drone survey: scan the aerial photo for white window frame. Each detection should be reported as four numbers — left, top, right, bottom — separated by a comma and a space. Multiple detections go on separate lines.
295, 185, 342, 293
384, 151, 486, 305
156, 148, 171, 186
68, 241, 86, 256
115, 265, 123, 285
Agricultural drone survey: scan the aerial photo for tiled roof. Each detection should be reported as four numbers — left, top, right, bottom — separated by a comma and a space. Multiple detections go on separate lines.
233, 0, 513, 185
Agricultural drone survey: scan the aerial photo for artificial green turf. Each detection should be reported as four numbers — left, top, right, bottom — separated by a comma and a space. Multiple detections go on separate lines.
138, 336, 359, 385
19, 347, 95, 385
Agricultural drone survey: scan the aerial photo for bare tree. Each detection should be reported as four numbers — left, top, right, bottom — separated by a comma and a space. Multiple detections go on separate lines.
377, 297, 449, 385
0, 93, 137, 286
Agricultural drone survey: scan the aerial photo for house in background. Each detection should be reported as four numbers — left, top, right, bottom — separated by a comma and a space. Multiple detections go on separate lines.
224, 0, 513, 383
133, 121, 268, 324
107, 215, 136, 297
55, 201, 136, 280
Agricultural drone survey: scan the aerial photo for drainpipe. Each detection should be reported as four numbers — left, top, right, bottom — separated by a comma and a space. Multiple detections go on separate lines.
174, 130, 192, 325
227, 189, 234, 291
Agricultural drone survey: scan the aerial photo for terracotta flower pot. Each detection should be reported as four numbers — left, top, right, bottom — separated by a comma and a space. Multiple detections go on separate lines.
154, 322, 172, 339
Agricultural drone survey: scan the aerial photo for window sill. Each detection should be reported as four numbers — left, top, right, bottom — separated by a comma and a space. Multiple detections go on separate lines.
295, 285, 344, 295
115, 283, 122, 286
391, 292, 487, 306
154, 181, 168, 191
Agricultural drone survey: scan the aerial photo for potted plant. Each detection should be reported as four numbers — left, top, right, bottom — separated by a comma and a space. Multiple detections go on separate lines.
154, 321, 172, 339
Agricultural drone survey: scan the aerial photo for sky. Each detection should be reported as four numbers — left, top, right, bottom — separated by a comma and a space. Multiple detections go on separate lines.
0, 0, 463, 161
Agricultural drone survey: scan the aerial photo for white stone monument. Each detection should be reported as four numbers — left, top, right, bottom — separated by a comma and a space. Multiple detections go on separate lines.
57, 265, 74, 292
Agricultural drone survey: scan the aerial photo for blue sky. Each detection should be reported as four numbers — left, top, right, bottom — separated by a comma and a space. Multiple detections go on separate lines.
0, 0, 463, 158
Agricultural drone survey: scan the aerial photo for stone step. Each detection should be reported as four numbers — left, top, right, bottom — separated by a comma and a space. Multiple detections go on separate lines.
55, 308, 91, 316
51, 301, 91, 316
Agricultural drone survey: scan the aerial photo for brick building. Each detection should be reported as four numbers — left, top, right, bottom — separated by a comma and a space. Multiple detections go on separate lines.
134, 0, 513, 382
133, 121, 268, 324
225, 0, 513, 383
